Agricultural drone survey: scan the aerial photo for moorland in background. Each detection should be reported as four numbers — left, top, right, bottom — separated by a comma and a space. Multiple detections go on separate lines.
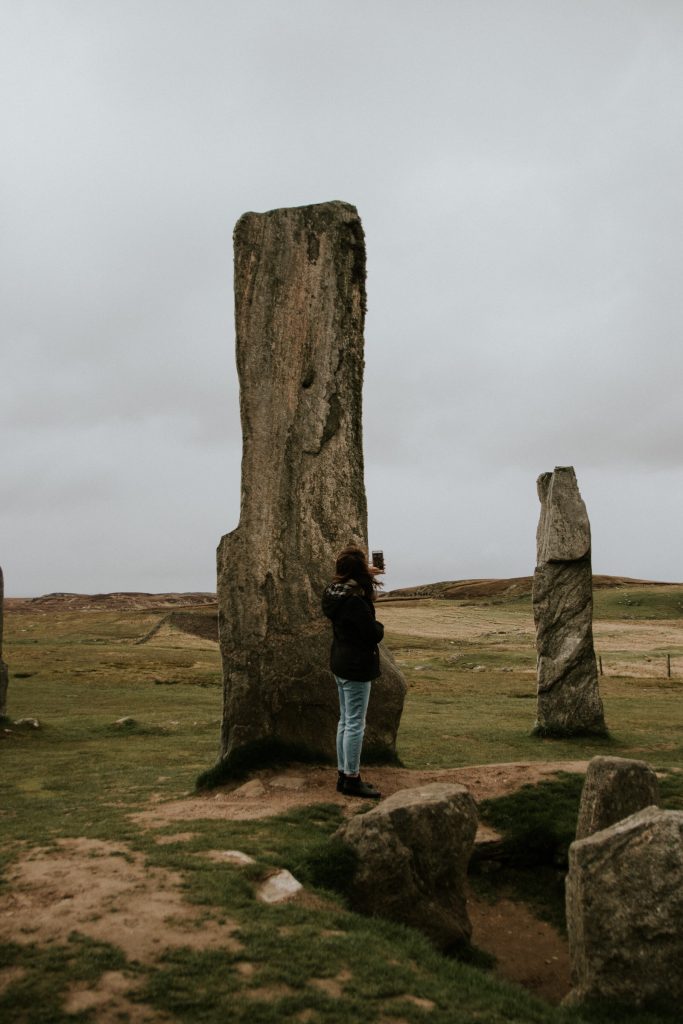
1, 577, 682, 1023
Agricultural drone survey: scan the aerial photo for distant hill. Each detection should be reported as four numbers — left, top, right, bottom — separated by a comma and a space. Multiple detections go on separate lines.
6, 592, 216, 612
7, 577, 679, 612
381, 575, 678, 603
6, 576, 682, 631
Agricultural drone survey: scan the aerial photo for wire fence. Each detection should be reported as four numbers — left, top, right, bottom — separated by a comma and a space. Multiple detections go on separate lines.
597, 653, 679, 679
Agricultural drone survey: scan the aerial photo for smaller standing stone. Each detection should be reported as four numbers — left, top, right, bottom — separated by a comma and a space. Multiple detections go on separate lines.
334, 783, 478, 951
0, 567, 8, 720
565, 806, 683, 1010
576, 755, 660, 839
532, 467, 606, 736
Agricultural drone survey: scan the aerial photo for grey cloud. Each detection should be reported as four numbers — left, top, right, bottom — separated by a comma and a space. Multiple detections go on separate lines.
2, 1, 683, 592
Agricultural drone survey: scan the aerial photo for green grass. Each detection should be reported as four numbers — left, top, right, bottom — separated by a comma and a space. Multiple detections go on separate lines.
0, 936, 130, 1024
478, 773, 585, 868
387, 582, 683, 622
1, 602, 682, 1022
394, 662, 682, 770
472, 768, 683, 934
593, 586, 683, 621
383, 598, 683, 770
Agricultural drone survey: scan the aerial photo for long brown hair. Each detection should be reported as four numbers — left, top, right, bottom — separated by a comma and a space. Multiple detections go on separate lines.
334, 545, 383, 601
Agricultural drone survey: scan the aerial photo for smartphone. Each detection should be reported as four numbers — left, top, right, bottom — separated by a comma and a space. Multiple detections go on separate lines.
371, 550, 385, 571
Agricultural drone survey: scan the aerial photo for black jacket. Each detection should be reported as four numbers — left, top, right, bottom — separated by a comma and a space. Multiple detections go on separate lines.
321, 579, 384, 681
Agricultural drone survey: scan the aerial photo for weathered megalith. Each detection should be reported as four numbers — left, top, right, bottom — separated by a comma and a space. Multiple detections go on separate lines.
335, 783, 478, 951
0, 567, 8, 719
565, 806, 683, 1010
217, 202, 406, 768
532, 466, 606, 736
575, 755, 660, 839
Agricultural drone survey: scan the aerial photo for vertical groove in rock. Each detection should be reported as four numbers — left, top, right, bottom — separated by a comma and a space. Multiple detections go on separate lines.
217, 201, 406, 767
532, 467, 606, 736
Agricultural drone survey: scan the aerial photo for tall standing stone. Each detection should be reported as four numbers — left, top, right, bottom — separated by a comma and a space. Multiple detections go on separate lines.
532, 467, 606, 736
0, 567, 8, 719
217, 202, 406, 768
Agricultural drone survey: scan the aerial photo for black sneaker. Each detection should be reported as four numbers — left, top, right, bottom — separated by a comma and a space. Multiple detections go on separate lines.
336, 771, 346, 793
342, 775, 381, 799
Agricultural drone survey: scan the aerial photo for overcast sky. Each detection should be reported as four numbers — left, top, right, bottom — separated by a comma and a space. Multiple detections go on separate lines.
3, 1, 682, 595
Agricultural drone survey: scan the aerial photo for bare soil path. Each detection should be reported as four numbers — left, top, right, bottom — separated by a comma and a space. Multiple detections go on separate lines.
133, 760, 585, 1005
134, 760, 587, 825
2, 761, 582, 1014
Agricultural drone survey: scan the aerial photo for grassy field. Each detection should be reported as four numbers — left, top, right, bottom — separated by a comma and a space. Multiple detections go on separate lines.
381, 588, 683, 770
1, 586, 682, 1023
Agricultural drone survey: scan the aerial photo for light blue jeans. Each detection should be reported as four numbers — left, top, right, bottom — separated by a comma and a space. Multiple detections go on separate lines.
335, 676, 372, 775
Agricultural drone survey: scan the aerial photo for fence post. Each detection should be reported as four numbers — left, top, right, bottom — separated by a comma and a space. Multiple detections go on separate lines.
667, 653, 671, 679
598, 655, 603, 677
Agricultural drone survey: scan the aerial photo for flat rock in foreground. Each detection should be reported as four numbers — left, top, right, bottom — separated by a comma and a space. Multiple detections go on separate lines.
335, 782, 478, 951
566, 806, 683, 1010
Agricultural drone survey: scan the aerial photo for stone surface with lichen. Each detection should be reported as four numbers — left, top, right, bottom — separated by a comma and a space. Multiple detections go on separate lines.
217, 202, 406, 767
532, 466, 606, 736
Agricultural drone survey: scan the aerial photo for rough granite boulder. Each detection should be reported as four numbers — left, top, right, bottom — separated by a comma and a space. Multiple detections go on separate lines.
334, 783, 478, 951
0, 567, 8, 719
566, 806, 683, 1010
217, 202, 406, 767
532, 467, 606, 736
576, 755, 660, 840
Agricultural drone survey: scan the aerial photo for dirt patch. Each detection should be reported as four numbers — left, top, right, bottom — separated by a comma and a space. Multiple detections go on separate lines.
235, 961, 257, 977
63, 970, 174, 1023
309, 968, 352, 998
400, 993, 436, 1010
128, 761, 584, 1008
137, 618, 218, 650
245, 982, 296, 1001
2, 767, 584, 1012
0, 837, 241, 963
0, 966, 26, 995
153, 831, 197, 845
132, 762, 588, 828
469, 894, 570, 1005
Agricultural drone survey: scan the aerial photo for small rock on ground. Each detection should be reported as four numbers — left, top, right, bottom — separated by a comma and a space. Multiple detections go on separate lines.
257, 870, 302, 904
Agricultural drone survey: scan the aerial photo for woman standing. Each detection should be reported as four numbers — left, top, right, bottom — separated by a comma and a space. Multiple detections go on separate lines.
321, 545, 384, 798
